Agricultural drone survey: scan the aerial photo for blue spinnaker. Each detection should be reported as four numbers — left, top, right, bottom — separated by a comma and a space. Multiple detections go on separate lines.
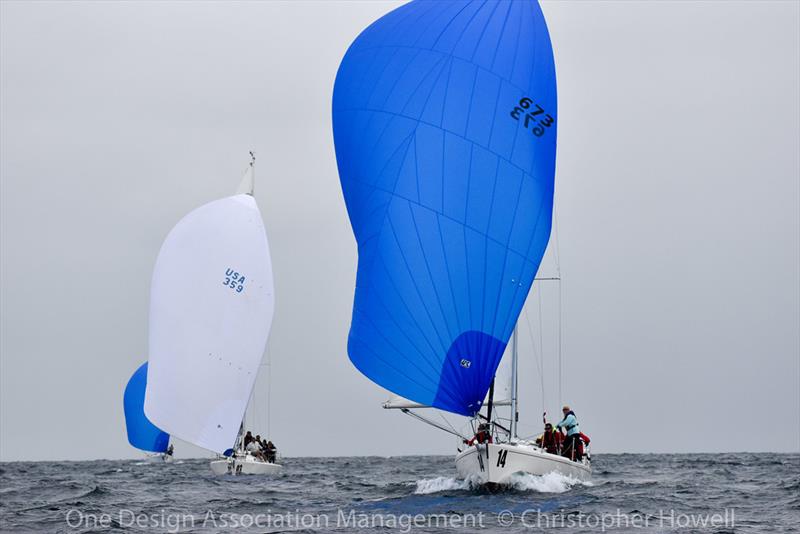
124, 362, 169, 453
333, 0, 557, 416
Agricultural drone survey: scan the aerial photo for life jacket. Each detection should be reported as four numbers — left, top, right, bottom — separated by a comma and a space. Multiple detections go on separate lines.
559, 411, 580, 437
541, 430, 562, 454
563, 411, 577, 431
579, 432, 590, 445
469, 430, 491, 445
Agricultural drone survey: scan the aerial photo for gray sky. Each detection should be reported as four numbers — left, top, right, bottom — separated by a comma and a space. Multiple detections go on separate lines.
1, 0, 798, 462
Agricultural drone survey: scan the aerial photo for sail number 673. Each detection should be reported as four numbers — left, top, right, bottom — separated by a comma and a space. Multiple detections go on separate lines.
510, 97, 554, 137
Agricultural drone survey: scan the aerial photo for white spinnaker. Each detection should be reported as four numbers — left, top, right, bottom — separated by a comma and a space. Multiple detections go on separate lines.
144, 194, 274, 454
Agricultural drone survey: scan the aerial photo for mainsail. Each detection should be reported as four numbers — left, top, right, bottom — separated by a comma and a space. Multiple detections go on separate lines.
144, 182, 274, 454
333, 0, 557, 416
124, 362, 169, 453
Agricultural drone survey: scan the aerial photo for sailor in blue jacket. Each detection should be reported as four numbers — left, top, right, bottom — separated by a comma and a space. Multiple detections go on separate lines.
557, 405, 583, 461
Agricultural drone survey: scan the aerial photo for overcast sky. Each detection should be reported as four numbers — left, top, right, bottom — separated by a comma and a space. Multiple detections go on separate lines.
1, 0, 798, 462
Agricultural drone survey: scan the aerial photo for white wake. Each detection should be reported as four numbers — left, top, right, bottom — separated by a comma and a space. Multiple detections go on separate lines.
414, 476, 473, 494
505, 471, 591, 492
414, 471, 590, 494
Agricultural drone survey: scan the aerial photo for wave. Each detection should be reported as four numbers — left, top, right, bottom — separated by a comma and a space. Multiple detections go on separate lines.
76, 485, 108, 499
413, 472, 589, 494
506, 471, 590, 493
414, 476, 473, 494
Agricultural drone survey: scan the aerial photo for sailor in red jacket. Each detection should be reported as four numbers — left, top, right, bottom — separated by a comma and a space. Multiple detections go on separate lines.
465, 423, 492, 446
535, 422, 563, 455
577, 432, 591, 457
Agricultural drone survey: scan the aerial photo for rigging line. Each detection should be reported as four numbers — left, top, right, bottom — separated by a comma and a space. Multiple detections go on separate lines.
552, 204, 563, 408
436, 411, 460, 437
266, 340, 271, 438
401, 409, 468, 440
522, 305, 543, 393
477, 412, 510, 435
537, 279, 545, 405
257, 339, 263, 434
552, 205, 562, 277
522, 306, 546, 419
558, 278, 562, 410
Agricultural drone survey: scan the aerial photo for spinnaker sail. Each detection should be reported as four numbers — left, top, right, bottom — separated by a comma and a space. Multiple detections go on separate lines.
144, 184, 274, 454
333, 0, 557, 416
124, 362, 169, 453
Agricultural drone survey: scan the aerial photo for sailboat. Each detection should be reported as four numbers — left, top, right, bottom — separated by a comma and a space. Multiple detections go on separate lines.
124, 362, 173, 462
143, 154, 281, 475
332, 0, 590, 485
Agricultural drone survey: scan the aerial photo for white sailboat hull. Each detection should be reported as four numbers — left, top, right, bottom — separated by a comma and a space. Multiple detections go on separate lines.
210, 454, 282, 476
455, 441, 591, 485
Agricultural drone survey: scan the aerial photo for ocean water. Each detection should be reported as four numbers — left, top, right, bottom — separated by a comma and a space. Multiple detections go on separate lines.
1, 453, 797, 533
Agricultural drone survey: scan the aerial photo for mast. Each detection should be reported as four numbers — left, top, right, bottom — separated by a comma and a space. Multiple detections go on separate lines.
237, 150, 258, 447
486, 378, 495, 429
248, 151, 255, 196
510, 324, 519, 440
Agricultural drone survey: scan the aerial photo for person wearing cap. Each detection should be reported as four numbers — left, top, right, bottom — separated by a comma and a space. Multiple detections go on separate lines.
556, 405, 582, 461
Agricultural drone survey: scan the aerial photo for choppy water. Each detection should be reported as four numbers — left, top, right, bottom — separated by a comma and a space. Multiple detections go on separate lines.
1, 453, 797, 533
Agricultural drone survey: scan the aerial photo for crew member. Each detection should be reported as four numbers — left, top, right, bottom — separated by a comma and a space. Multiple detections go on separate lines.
535, 422, 563, 455
465, 423, 492, 446
246, 436, 266, 461
265, 441, 277, 463
557, 405, 582, 461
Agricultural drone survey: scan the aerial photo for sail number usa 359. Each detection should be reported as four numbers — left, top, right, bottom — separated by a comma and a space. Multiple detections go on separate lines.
223, 268, 246, 293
